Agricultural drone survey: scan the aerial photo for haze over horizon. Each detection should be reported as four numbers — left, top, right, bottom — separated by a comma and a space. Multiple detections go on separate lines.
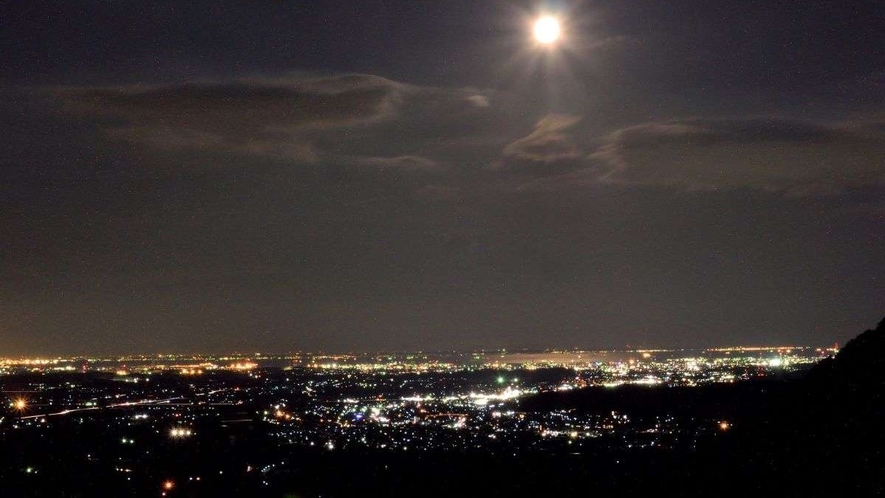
0, 340, 840, 359
2, 0, 883, 355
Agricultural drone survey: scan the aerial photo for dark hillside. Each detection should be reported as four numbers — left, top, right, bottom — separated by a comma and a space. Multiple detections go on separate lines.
515, 317, 885, 496
700, 317, 885, 495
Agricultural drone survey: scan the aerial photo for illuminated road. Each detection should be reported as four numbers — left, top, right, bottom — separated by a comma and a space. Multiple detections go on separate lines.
16, 389, 234, 420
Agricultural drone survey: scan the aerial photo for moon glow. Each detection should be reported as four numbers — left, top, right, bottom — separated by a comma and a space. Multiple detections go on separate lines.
533, 16, 561, 44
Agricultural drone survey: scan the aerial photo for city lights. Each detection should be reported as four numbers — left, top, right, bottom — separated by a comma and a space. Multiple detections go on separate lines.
169, 428, 193, 438
0, 344, 837, 492
230, 362, 258, 371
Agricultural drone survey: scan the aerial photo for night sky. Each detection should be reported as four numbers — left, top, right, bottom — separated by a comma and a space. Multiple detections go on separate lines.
1, 0, 883, 355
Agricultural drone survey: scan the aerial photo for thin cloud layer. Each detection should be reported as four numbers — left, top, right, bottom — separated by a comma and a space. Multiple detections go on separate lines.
58, 74, 404, 162
465, 95, 491, 108
64, 74, 402, 131
55, 74, 498, 170
587, 118, 885, 194
502, 114, 583, 163
52, 75, 884, 196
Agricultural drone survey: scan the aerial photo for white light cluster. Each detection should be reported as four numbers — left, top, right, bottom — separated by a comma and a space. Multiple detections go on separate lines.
169, 427, 193, 438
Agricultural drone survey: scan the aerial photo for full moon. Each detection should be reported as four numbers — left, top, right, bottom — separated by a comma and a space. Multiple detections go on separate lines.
533, 16, 561, 44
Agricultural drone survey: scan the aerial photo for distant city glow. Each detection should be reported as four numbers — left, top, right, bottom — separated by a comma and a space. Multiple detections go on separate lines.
0, 340, 847, 494
230, 362, 258, 371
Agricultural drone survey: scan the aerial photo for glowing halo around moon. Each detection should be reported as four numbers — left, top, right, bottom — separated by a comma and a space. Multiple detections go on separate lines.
533, 16, 561, 44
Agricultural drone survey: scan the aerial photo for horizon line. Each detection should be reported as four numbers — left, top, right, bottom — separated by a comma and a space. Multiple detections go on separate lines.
0, 343, 839, 362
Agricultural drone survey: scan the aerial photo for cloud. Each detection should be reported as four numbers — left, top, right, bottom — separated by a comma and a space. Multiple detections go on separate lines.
502, 114, 583, 163
66, 74, 404, 129
465, 94, 490, 108
54, 74, 506, 174
56, 74, 410, 163
571, 117, 885, 194
54, 74, 882, 197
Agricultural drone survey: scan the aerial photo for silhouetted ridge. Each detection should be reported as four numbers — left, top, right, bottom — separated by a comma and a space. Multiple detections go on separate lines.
725, 315, 885, 496
808, 316, 885, 385
514, 317, 885, 496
